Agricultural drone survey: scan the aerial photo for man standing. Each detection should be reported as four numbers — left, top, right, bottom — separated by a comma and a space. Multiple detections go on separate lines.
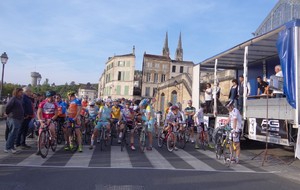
16, 87, 34, 149
184, 100, 196, 143
5, 88, 24, 153
272, 65, 284, 98
237, 75, 251, 113
257, 76, 269, 95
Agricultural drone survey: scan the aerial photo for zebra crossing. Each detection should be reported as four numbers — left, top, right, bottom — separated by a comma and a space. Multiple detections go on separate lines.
0, 143, 265, 173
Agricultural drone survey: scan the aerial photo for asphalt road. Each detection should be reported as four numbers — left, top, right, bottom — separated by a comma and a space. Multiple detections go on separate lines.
0, 166, 299, 190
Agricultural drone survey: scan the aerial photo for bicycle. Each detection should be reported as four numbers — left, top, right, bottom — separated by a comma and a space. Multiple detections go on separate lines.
137, 122, 148, 153
56, 117, 65, 145
198, 123, 207, 151
84, 117, 96, 145
37, 120, 57, 159
120, 121, 131, 152
67, 118, 79, 153
158, 126, 176, 152
215, 125, 234, 167
97, 121, 110, 151
176, 122, 187, 149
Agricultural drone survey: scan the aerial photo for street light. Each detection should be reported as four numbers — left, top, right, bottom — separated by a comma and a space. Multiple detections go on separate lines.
0, 52, 8, 102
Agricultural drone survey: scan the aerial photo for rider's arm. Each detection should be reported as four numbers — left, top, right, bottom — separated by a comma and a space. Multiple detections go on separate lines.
52, 107, 58, 121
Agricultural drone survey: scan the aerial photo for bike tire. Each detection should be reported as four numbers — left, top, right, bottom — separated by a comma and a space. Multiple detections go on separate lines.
167, 132, 175, 152
139, 130, 146, 153
56, 126, 64, 145
121, 128, 127, 152
38, 130, 49, 159
177, 132, 186, 149
70, 130, 79, 153
157, 130, 164, 148
99, 128, 105, 151
84, 123, 92, 145
200, 132, 206, 151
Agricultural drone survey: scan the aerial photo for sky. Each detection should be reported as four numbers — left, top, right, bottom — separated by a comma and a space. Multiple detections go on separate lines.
0, 0, 278, 85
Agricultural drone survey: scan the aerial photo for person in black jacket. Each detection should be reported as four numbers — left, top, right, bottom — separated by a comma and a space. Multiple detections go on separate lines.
16, 87, 34, 149
4, 88, 24, 153
228, 79, 238, 108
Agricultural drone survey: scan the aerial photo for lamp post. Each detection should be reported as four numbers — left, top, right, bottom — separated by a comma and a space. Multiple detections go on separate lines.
0, 52, 8, 102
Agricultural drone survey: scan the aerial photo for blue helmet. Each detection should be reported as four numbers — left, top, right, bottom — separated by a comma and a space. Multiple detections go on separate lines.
139, 99, 149, 107
45, 90, 56, 98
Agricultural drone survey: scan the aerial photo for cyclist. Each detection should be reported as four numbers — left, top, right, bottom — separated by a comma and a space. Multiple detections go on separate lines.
121, 100, 136, 150
65, 91, 83, 152
111, 99, 123, 143
163, 105, 181, 150
184, 100, 196, 143
225, 101, 242, 163
37, 91, 58, 151
89, 98, 112, 150
139, 99, 155, 150
55, 94, 68, 146
194, 103, 206, 149
80, 96, 89, 131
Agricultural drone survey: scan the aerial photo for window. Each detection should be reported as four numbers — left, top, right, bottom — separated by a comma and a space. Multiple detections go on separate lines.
145, 87, 150, 97
124, 86, 129, 95
116, 85, 121, 95
161, 74, 166, 82
146, 73, 151, 82
180, 66, 184, 73
118, 61, 125, 67
162, 64, 167, 70
171, 90, 177, 105
125, 71, 130, 81
172, 66, 176, 73
153, 88, 157, 97
155, 63, 159, 68
154, 73, 158, 83
118, 72, 122, 81
146, 62, 152, 68
126, 61, 130, 67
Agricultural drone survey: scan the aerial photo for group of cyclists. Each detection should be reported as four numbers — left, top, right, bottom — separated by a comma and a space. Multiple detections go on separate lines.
35, 90, 242, 163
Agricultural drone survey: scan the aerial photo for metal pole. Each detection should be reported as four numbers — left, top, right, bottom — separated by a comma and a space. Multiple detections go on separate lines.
214, 59, 218, 116
243, 46, 249, 119
0, 63, 5, 101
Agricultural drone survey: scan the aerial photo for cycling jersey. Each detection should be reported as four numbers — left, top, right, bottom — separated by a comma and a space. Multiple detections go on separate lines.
80, 100, 88, 116
121, 107, 134, 121
86, 106, 99, 119
39, 100, 58, 119
111, 105, 121, 119
56, 100, 67, 118
229, 108, 242, 131
195, 107, 204, 124
68, 98, 81, 119
99, 105, 111, 122
165, 111, 181, 126
184, 106, 196, 121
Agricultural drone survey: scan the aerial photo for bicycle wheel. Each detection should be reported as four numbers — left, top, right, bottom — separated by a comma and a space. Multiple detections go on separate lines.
177, 131, 186, 149
139, 130, 146, 153
223, 143, 231, 167
157, 130, 164, 148
200, 132, 206, 151
38, 130, 49, 159
121, 127, 127, 152
215, 136, 223, 160
84, 123, 92, 145
99, 128, 105, 151
184, 129, 190, 143
167, 132, 175, 152
70, 130, 79, 153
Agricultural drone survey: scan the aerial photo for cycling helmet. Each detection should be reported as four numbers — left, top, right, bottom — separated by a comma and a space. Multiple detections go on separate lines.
171, 105, 179, 111
45, 90, 56, 98
67, 91, 76, 97
167, 102, 173, 107
106, 98, 112, 103
139, 99, 149, 107
187, 100, 192, 104
89, 101, 95, 106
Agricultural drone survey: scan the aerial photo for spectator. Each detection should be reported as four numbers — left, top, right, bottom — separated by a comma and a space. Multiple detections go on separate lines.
212, 82, 221, 100
272, 65, 284, 98
16, 86, 34, 149
204, 83, 212, 113
257, 76, 269, 95
237, 75, 251, 113
228, 79, 238, 108
4, 88, 24, 153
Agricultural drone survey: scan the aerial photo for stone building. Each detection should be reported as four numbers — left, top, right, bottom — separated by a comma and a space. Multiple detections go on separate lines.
142, 32, 194, 112
99, 47, 137, 100
78, 83, 97, 101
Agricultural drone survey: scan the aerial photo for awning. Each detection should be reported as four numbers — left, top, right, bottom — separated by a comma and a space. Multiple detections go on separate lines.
198, 25, 285, 69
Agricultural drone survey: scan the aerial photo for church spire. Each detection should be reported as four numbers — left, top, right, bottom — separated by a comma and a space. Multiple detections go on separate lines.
175, 32, 183, 61
162, 32, 169, 57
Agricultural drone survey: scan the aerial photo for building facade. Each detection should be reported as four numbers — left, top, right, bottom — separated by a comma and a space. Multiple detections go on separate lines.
99, 47, 136, 100
142, 32, 194, 112
78, 83, 97, 101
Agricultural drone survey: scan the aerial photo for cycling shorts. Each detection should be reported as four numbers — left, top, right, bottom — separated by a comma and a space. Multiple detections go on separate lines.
125, 120, 134, 130
95, 121, 109, 130
196, 123, 207, 133
145, 119, 154, 133
67, 118, 81, 129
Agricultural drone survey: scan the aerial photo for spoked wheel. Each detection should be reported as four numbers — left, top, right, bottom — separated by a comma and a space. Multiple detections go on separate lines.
57, 129, 64, 145
184, 130, 190, 143
84, 124, 92, 145
70, 131, 79, 153
120, 128, 127, 152
38, 131, 49, 158
215, 136, 223, 159
99, 128, 107, 151
177, 132, 186, 149
167, 132, 176, 152
157, 130, 164, 148
51, 134, 57, 152
139, 130, 146, 153
200, 132, 206, 151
